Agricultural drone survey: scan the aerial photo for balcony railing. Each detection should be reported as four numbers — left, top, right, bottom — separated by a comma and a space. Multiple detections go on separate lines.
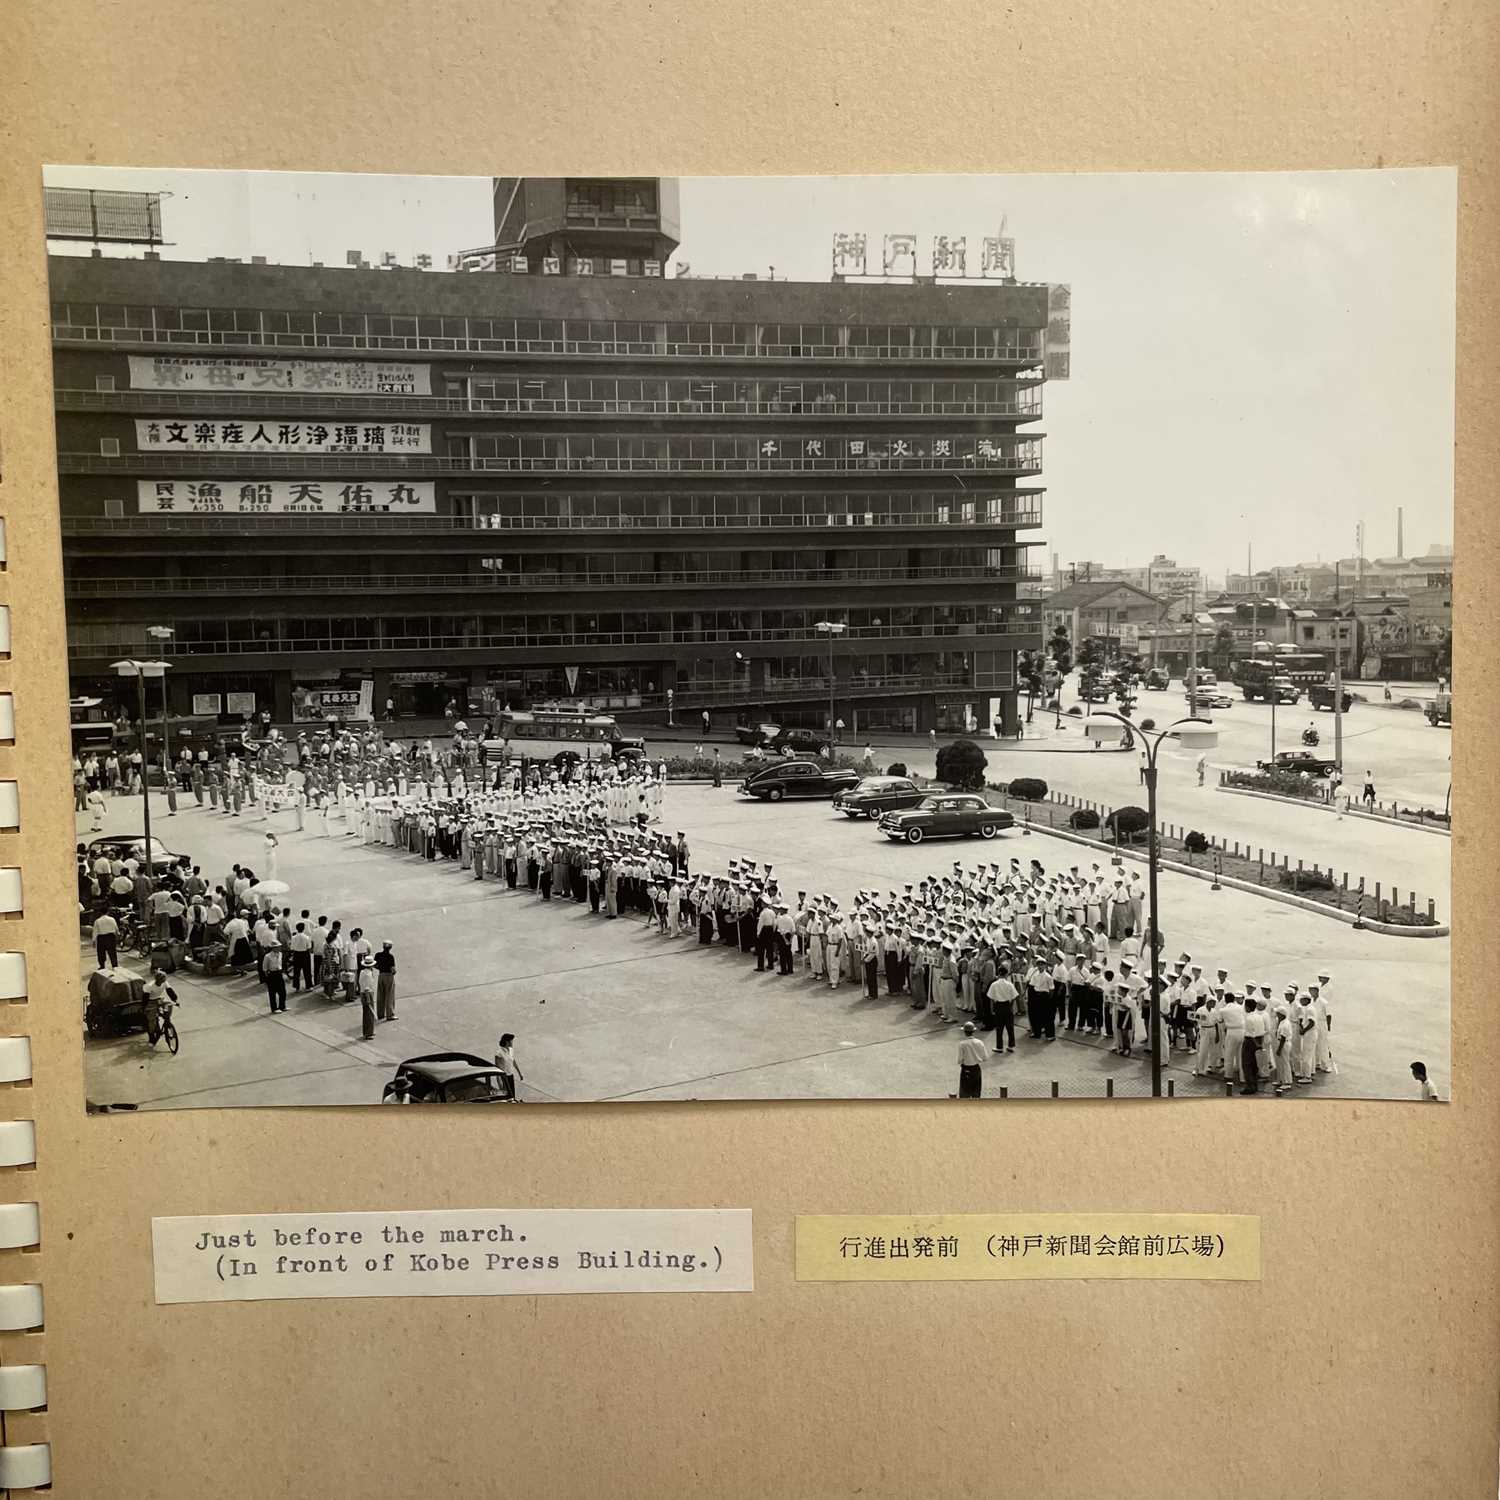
61, 449, 1043, 477
61, 501, 1045, 536
66, 564, 1042, 596
55, 388, 1042, 421
70, 619, 1041, 660
52, 324, 1045, 365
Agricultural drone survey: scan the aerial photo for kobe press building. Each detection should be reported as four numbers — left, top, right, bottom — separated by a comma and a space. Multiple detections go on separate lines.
51, 178, 1060, 737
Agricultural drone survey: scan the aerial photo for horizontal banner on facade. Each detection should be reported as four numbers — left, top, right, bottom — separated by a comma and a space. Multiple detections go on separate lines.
137, 480, 436, 515
134, 417, 430, 455
127, 354, 431, 396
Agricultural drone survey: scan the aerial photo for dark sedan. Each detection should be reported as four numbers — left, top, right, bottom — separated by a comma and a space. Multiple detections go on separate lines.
879, 794, 1014, 844
833, 775, 926, 819
738, 759, 860, 802
382, 1053, 510, 1103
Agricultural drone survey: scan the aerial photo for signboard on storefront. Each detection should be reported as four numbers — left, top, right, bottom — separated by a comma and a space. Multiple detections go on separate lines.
191, 693, 222, 716
225, 692, 256, 718
137, 480, 437, 515
135, 419, 430, 455
126, 355, 431, 395
291, 681, 375, 724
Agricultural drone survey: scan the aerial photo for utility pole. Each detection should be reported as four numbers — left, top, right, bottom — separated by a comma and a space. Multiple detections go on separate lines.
1188, 586, 1199, 718
1333, 562, 1345, 773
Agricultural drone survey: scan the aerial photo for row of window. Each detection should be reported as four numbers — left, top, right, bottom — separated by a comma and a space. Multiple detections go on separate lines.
52, 304, 1044, 359
462, 374, 1041, 412
457, 433, 1041, 467
70, 603, 1039, 651
455, 490, 1042, 528
468, 547, 1018, 576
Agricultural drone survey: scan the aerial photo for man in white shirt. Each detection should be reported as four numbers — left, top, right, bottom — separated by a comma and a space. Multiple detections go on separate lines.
1240, 998, 1268, 1094
1312, 972, 1333, 1073
986, 968, 1018, 1052
1220, 989, 1247, 1083
957, 1022, 989, 1098
91, 910, 120, 969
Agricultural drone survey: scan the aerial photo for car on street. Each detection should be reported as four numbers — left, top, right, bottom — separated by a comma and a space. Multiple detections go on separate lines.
738, 759, 859, 802
832, 775, 926, 819
1145, 668, 1171, 690
879, 793, 1015, 844
1185, 689, 1235, 710
84, 834, 183, 868
735, 720, 782, 747
735, 722, 830, 756
382, 1053, 510, 1103
1307, 683, 1355, 712
1257, 750, 1338, 778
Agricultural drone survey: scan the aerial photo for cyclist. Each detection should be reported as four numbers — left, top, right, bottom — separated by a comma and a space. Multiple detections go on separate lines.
142, 968, 178, 1047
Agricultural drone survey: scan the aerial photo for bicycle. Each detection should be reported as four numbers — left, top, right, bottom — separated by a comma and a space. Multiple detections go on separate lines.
146, 994, 180, 1055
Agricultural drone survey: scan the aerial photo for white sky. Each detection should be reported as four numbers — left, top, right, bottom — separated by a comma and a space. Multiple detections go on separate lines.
44, 165, 1456, 576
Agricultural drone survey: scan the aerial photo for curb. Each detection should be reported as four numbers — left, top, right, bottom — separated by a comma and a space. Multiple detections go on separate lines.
1217, 784, 1453, 838
1013, 819, 1448, 938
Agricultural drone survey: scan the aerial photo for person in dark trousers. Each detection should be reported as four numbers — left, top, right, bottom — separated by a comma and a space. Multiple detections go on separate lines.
957, 1022, 989, 1098
987, 967, 1019, 1052
92, 910, 120, 969
1361, 771, 1376, 811
262, 941, 288, 1014
374, 942, 397, 1022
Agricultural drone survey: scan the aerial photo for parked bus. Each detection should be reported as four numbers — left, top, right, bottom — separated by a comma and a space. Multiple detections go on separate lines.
1232, 651, 1329, 692
480, 707, 646, 768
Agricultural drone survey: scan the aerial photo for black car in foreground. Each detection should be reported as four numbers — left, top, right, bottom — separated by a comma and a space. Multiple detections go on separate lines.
738, 759, 860, 802
832, 775, 926, 819
879, 793, 1015, 844
383, 1053, 511, 1103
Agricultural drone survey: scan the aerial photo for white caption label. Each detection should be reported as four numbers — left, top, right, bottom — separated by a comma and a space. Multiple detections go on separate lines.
153, 1209, 753, 1304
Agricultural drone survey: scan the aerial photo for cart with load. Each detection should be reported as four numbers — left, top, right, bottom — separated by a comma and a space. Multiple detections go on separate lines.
83, 965, 148, 1037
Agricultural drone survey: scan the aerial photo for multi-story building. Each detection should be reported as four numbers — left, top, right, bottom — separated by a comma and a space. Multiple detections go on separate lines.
51, 178, 1053, 735
1041, 580, 1167, 655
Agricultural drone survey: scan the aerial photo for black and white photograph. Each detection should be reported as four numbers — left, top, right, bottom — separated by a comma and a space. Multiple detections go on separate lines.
50, 165, 1454, 1110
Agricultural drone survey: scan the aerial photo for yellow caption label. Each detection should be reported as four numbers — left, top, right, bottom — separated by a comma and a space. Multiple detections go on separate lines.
797, 1214, 1260, 1282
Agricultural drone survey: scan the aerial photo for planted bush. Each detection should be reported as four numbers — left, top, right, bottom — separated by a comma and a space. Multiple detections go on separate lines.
1007, 777, 1049, 802
935, 737, 988, 792
1277, 867, 1336, 892
1139, 718, 1157, 732
886, 762, 908, 777
1183, 829, 1210, 853
1068, 808, 1100, 830
1105, 805, 1151, 842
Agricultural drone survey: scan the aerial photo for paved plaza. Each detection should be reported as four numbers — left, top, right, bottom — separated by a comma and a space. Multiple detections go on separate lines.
79, 706, 1450, 1109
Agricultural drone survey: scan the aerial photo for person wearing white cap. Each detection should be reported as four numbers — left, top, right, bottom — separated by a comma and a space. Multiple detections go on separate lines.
1272, 1004, 1295, 1094
825, 912, 847, 991
1220, 988, 1246, 1084
1311, 975, 1333, 1074
957, 1021, 989, 1098
1292, 994, 1319, 1084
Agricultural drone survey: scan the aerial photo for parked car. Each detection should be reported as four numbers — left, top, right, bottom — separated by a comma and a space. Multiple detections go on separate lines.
1145, 668, 1171, 690
879, 794, 1015, 844
1185, 689, 1235, 710
735, 721, 783, 747
738, 759, 859, 802
1257, 750, 1338, 778
382, 1053, 510, 1104
85, 835, 184, 868
832, 775, 925, 819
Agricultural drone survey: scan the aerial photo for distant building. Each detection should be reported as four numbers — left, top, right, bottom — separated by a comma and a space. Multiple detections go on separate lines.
1042, 579, 1168, 656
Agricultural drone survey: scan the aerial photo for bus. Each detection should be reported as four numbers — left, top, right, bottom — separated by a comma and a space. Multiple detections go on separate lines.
70, 697, 121, 756
480, 707, 646, 767
1234, 651, 1329, 697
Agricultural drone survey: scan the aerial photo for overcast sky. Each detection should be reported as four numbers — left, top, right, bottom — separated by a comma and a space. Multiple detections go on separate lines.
44, 165, 1455, 575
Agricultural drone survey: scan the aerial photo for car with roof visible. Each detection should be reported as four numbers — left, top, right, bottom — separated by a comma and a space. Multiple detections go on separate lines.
382, 1052, 511, 1104
1185, 688, 1235, 710
1257, 749, 1338, 778
84, 834, 184, 869
738, 758, 858, 802
879, 793, 1015, 844
833, 774, 926, 819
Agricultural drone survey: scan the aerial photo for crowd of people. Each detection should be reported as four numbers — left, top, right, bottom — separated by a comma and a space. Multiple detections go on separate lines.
81, 717, 1355, 1100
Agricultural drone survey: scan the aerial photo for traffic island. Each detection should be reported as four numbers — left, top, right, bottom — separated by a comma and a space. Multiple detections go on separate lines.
1215, 770, 1453, 838
979, 784, 1446, 935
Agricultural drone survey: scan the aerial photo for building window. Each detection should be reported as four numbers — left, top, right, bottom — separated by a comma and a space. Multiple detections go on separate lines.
95, 375, 115, 393
100, 437, 120, 457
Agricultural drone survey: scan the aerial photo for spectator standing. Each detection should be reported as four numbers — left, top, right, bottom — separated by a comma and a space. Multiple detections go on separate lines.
494, 1033, 523, 1100
957, 1022, 988, 1098
374, 942, 397, 1021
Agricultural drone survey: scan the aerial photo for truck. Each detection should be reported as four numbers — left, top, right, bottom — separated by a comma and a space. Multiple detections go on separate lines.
1425, 694, 1452, 727
1307, 682, 1354, 713
1239, 673, 1301, 704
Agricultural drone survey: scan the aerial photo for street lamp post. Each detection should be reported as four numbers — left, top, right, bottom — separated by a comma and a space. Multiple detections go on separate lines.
1084, 709, 1219, 1098
146, 625, 175, 803
814, 621, 845, 745
112, 659, 171, 879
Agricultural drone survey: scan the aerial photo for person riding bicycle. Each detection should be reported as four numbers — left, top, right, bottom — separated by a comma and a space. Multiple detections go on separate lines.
142, 968, 178, 1046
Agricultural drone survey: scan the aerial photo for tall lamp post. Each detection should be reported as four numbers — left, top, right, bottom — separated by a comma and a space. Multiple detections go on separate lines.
1084, 709, 1219, 1098
814, 620, 845, 744
146, 625, 175, 795
112, 659, 171, 878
